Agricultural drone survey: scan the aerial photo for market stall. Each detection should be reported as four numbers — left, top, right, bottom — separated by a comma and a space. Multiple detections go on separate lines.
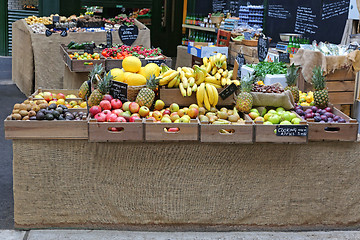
12, 19, 151, 96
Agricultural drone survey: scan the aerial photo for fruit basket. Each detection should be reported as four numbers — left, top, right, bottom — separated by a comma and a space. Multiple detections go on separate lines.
241, 39, 258, 47
159, 87, 234, 107
61, 44, 105, 72
144, 118, 199, 142
88, 118, 144, 142
300, 106, 358, 142
200, 112, 254, 143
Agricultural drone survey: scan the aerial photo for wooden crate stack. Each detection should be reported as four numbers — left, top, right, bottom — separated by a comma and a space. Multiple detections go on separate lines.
228, 42, 259, 66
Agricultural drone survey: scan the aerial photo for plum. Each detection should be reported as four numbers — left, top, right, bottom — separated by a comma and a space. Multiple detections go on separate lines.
311, 106, 318, 112
316, 109, 322, 113
305, 109, 313, 114
314, 113, 320, 117
324, 112, 333, 118
296, 109, 304, 116
333, 115, 340, 121
320, 115, 328, 122
314, 116, 321, 122
325, 107, 332, 112
320, 120, 326, 123
321, 110, 327, 115
327, 118, 333, 122
338, 118, 346, 123
305, 113, 313, 119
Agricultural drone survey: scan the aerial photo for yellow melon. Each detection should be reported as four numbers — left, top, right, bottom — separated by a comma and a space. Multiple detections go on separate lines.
122, 56, 142, 73
126, 73, 146, 86
109, 68, 124, 82
144, 63, 161, 78
123, 72, 132, 83
137, 67, 147, 78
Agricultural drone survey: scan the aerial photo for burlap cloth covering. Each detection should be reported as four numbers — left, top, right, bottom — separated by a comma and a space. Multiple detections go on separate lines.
12, 19, 151, 96
12, 139, 360, 230
292, 49, 360, 83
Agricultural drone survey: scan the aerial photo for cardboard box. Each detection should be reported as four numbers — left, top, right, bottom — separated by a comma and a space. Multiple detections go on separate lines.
188, 42, 228, 58
241, 65, 287, 87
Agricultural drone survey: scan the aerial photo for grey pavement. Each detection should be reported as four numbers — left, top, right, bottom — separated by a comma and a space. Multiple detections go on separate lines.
3, 230, 360, 240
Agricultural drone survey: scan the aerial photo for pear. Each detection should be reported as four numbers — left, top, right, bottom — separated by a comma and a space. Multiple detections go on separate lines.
217, 111, 228, 120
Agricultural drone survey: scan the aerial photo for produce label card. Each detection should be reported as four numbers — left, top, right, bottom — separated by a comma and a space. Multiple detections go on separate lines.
276, 125, 308, 136
110, 80, 128, 102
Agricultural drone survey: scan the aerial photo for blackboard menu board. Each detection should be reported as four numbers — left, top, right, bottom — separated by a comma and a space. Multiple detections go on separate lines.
258, 36, 269, 62
110, 81, 128, 102
265, 0, 350, 44
119, 25, 139, 46
213, 0, 227, 12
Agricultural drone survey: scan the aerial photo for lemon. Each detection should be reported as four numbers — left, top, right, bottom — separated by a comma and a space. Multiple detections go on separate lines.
144, 63, 161, 78
122, 56, 142, 73
109, 68, 124, 82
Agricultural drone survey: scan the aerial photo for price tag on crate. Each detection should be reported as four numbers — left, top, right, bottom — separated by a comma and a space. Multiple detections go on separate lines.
147, 59, 166, 66
258, 35, 269, 62
219, 83, 239, 100
348, 44, 358, 51
84, 44, 94, 54
119, 25, 139, 46
276, 125, 308, 136
110, 80, 128, 102
278, 52, 290, 63
45, 29, 52, 37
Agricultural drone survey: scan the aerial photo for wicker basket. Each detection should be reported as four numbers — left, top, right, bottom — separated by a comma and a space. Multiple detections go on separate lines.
242, 39, 258, 47
127, 85, 145, 101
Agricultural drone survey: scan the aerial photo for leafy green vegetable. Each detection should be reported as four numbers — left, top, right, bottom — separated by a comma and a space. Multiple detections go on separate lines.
247, 62, 287, 79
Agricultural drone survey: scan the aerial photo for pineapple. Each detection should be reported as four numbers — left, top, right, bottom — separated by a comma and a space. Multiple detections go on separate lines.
88, 72, 112, 107
285, 63, 300, 103
135, 75, 159, 108
312, 66, 329, 108
79, 64, 103, 100
236, 74, 253, 113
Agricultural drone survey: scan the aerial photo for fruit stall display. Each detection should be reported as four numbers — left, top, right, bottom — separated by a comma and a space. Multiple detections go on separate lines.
30, 89, 87, 109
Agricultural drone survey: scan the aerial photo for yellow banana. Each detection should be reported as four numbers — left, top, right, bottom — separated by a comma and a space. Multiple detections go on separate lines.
179, 82, 187, 97
206, 63, 212, 73
208, 83, 222, 88
167, 75, 178, 88
188, 77, 195, 87
203, 57, 208, 66
159, 76, 172, 86
215, 73, 221, 80
222, 61, 227, 70
182, 77, 189, 88
232, 80, 240, 86
185, 72, 194, 78
226, 78, 232, 85
192, 83, 197, 92
182, 67, 191, 74
211, 67, 218, 75
168, 71, 179, 81
222, 70, 228, 78
221, 77, 227, 86
203, 90, 211, 111
200, 65, 205, 69
205, 76, 220, 85
174, 77, 180, 88
177, 67, 182, 72
210, 84, 219, 106
209, 56, 215, 66
162, 69, 175, 78
180, 70, 185, 79
187, 86, 192, 96
205, 83, 214, 105
217, 68, 224, 74
220, 55, 227, 64
197, 83, 205, 104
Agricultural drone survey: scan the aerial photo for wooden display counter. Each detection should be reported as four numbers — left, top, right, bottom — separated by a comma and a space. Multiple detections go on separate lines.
13, 139, 360, 231
12, 19, 151, 96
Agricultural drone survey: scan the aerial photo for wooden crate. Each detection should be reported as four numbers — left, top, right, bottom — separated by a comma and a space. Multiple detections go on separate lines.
4, 115, 88, 140
159, 87, 234, 107
60, 44, 105, 72
200, 114, 254, 143
306, 106, 358, 142
144, 119, 199, 142
105, 57, 172, 71
253, 111, 308, 143
88, 118, 143, 142
30, 88, 82, 101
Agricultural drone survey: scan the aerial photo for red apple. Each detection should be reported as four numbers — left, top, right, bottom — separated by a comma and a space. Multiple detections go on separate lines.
106, 113, 118, 122
168, 127, 179, 132
43, 92, 53, 102
102, 94, 113, 102
147, 116, 156, 122
163, 109, 171, 116
120, 111, 131, 121
56, 93, 65, 100
95, 113, 106, 122
129, 102, 140, 113
170, 112, 180, 122
169, 103, 180, 113
115, 116, 127, 122
129, 115, 140, 122
112, 109, 123, 117
100, 100, 111, 110
122, 102, 131, 111
139, 106, 150, 117
152, 110, 162, 121
131, 113, 140, 118
89, 106, 102, 117
111, 99, 122, 109
102, 110, 111, 116
188, 107, 199, 119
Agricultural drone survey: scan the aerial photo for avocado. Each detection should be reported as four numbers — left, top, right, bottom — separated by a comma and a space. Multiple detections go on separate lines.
48, 103, 57, 110
45, 113, 54, 120
52, 110, 60, 119
55, 107, 63, 114
36, 112, 45, 120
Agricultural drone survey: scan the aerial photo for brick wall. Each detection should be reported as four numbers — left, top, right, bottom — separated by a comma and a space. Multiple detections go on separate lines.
8, 0, 38, 10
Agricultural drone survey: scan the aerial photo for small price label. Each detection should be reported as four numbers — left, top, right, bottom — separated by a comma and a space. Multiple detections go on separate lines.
146, 59, 166, 66
219, 83, 239, 100
348, 44, 358, 51
278, 52, 290, 63
276, 125, 308, 136
110, 80, 128, 102
45, 29, 52, 37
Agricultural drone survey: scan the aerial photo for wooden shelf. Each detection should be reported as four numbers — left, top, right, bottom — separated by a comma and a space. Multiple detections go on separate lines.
182, 24, 217, 33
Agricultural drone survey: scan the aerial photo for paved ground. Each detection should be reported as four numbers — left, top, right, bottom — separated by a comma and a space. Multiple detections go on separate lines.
0, 81, 26, 229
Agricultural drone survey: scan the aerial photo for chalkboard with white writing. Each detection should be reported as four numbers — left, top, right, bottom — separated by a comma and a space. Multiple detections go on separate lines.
119, 25, 139, 46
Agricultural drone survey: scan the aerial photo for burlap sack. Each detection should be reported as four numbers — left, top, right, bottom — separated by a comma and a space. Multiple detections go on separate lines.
292, 49, 360, 83
251, 83, 295, 110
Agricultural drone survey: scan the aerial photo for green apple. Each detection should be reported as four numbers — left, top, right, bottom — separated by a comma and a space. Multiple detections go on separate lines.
248, 111, 259, 120
268, 114, 281, 124
169, 103, 180, 113
161, 116, 172, 123
276, 107, 285, 113
280, 120, 292, 125
263, 121, 273, 125
291, 117, 302, 125
289, 112, 297, 121
281, 112, 291, 122
179, 116, 190, 123
264, 113, 272, 121
268, 109, 277, 115
250, 108, 259, 114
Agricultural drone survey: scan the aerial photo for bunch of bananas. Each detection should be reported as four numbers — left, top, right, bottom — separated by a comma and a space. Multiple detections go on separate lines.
196, 83, 218, 110
25, 16, 52, 25
201, 53, 239, 87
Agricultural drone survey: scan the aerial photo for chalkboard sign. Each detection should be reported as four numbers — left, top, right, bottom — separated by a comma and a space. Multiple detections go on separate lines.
265, 0, 350, 44
119, 25, 138, 46
84, 44, 94, 54
146, 59, 166, 66
110, 81, 128, 102
219, 83, 239, 100
257, 36, 269, 62
213, 0, 227, 12
278, 52, 290, 63
276, 125, 308, 136
52, 16, 60, 24
348, 44, 359, 51
45, 29, 52, 37
106, 31, 112, 48
236, 53, 245, 77
60, 30, 67, 37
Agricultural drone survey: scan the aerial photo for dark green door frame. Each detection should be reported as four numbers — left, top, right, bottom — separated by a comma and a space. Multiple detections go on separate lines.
0, 0, 8, 56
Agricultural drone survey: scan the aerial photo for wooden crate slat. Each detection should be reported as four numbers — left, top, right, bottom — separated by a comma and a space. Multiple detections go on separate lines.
327, 80, 355, 92
325, 69, 355, 81
329, 92, 355, 105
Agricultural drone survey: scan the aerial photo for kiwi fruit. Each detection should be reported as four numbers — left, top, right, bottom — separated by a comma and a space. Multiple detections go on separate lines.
12, 113, 22, 120
19, 110, 29, 117
19, 103, 27, 110
22, 116, 30, 121
28, 110, 36, 117
13, 103, 20, 109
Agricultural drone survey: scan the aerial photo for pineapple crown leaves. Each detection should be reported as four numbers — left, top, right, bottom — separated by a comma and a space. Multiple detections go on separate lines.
240, 73, 254, 93
146, 74, 160, 90
312, 66, 326, 90
98, 72, 113, 94
286, 63, 299, 86
88, 64, 104, 84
